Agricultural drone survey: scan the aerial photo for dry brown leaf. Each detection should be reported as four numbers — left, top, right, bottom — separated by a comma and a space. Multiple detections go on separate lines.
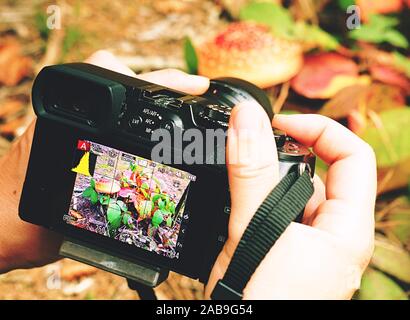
0, 37, 32, 86
319, 84, 369, 119
60, 263, 98, 282
320, 83, 406, 134
365, 84, 406, 113
0, 99, 25, 121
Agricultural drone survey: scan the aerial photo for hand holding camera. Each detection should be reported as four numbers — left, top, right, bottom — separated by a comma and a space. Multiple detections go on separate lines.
0, 51, 376, 299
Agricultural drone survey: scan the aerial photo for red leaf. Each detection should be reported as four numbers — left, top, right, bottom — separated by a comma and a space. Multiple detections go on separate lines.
291, 52, 359, 99
370, 64, 410, 94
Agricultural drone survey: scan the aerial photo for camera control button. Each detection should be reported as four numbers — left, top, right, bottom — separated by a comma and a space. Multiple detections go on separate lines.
287, 142, 300, 153
128, 116, 143, 129
161, 120, 175, 132
202, 104, 231, 123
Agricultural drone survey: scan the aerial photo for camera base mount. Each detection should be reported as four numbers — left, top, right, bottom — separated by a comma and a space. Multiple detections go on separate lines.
59, 237, 169, 287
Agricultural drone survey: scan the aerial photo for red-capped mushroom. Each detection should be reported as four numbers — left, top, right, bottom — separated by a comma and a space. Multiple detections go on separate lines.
196, 22, 303, 88
94, 177, 121, 195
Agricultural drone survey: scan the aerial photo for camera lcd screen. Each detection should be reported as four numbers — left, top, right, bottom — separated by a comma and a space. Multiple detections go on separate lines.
63, 139, 196, 259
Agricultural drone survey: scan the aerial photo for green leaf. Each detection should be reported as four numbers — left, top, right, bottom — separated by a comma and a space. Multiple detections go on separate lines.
294, 22, 339, 50
137, 200, 153, 217
338, 0, 355, 10
280, 110, 301, 115
141, 188, 149, 199
166, 216, 173, 227
168, 201, 176, 214
239, 2, 295, 39
122, 212, 132, 227
34, 10, 50, 40
82, 186, 94, 198
372, 237, 410, 283
349, 14, 408, 49
151, 193, 161, 203
360, 108, 410, 167
387, 197, 410, 247
184, 37, 198, 74
107, 203, 122, 229
366, 15, 400, 29
152, 210, 164, 227
63, 26, 83, 55
239, 2, 338, 49
383, 30, 409, 49
90, 178, 95, 189
158, 199, 166, 210
358, 268, 408, 300
99, 195, 110, 205
116, 200, 128, 212
393, 52, 410, 78
141, 182, 149, 190
90, 191, 98, 205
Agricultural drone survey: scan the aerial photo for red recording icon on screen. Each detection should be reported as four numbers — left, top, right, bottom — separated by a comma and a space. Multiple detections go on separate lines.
77, 140, 90, 151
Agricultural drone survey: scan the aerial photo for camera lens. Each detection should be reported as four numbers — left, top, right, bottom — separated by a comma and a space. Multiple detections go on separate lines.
202, 78, 274, 122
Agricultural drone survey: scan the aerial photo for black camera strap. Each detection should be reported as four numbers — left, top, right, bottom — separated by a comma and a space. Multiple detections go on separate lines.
211, 169, 314, 300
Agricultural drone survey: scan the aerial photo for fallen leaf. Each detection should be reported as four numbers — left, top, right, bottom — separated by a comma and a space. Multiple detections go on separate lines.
60, 263, 98, 282
377, 159, 410, 194
0, 37, 32, 86
319, 84, 369, 119
387, 197, 410, 247
62, 278, 94, 296
68, 210, 84, 220
221, 0, 280, 19
360, 108, 410, 167
357, 0, 403, 22
370, 65, 410, 94
365, 84, 406, 113
372, 236, 410, 283
358, 268, 408, 300
290, 52, 363, 99
0, 99, 26, 122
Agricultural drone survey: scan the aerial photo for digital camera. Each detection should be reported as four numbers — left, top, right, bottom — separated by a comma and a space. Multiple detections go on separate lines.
19, 63, 315, 286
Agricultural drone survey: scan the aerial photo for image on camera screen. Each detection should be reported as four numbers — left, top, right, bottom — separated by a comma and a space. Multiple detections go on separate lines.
63, 140, 196, 259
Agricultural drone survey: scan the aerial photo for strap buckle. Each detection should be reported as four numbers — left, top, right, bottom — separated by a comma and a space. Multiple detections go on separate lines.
298, 163, 314, 182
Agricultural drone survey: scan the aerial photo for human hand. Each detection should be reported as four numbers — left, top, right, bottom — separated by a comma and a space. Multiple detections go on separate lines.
0, 51, 210, 273
205, 105, 376, 299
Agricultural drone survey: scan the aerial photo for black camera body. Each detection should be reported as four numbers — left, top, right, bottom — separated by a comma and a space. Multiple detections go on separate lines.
19, 63, 315, 285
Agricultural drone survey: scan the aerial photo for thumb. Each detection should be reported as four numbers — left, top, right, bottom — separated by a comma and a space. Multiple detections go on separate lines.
225, 102, 279, 256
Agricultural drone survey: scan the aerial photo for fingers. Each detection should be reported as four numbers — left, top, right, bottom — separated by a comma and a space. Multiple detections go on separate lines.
273, 114, 376, 253
85, 50, 138, 77
137, 69, 210, 95
225, 101, 279, 255
302, 174, 326, 225
85, 50, 210, 95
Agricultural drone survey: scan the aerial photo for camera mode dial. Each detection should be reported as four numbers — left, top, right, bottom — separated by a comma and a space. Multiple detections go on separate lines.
200, 104, 231, 126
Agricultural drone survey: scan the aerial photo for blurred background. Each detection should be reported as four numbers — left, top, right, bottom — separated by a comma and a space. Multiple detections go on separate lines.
0, 0, 409, 300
